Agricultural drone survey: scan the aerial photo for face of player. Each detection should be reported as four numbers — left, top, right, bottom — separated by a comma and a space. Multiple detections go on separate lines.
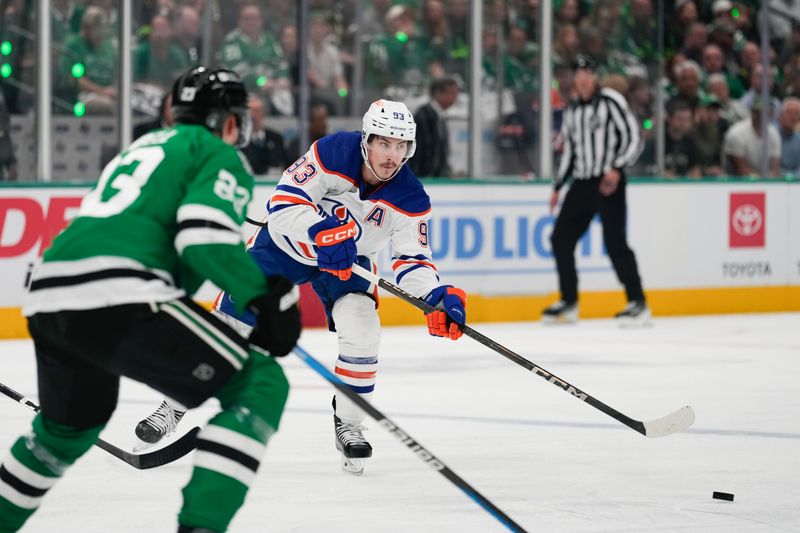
364, 135, 409, 184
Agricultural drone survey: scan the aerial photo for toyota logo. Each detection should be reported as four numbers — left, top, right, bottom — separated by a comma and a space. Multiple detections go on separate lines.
732, 204, 763, 236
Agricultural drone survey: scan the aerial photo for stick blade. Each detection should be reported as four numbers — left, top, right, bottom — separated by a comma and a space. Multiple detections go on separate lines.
94, 427, 200, 469
643, 406, 695, 438
135, 427, 200, 469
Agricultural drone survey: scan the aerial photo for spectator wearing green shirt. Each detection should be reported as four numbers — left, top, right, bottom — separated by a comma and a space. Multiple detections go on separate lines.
172, 5, 201, 65
216, 2, 291, 112
59, 6, 118, 115
134, 14, 189, 92
365, 5, 439, 91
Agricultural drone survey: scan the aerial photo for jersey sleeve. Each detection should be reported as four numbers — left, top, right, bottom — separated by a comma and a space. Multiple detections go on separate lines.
176, 147, 267, 311
266, 142, 352, 241
389, 210, 440, 299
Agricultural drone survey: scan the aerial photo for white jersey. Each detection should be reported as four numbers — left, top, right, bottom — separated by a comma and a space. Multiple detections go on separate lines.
265, 131, 439, 298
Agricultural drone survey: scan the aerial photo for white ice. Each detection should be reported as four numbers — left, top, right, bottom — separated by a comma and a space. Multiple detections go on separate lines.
1, 312, 799, 532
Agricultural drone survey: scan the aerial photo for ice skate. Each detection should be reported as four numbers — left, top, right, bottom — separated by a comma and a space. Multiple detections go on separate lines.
541, 300, 578, 324
133, 400, 187, 451
334, 414, 372, 476
614, 301, 652, 328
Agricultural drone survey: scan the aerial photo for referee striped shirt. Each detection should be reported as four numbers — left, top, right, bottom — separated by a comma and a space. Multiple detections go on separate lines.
555, 87, 642, 190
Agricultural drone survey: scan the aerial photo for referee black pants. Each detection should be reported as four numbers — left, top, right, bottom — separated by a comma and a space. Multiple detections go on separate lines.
550, 175, 645, 305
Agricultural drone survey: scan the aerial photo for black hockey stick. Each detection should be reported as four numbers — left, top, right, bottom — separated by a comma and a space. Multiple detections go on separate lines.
350, 264, 695, 438
0, 381, 199, 469
292, 344, 527, 533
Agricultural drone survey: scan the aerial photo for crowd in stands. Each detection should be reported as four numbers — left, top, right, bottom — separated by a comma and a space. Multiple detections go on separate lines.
0, 0, 798, 178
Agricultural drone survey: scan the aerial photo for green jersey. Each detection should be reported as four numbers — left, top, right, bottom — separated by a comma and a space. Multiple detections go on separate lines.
24, 125, 267, 316
216, 29, 289, 92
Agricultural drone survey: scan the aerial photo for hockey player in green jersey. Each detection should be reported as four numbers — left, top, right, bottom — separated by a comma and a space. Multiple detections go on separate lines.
0, 67, 301, 533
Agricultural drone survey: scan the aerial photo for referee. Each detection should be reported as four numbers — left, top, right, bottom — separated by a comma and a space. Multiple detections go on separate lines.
542, 54, 650, 326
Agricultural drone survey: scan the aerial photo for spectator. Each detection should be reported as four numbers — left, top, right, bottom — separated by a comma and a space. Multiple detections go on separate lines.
216, 2, 291, 111
0, 90, 17, 181
59, 6, 118, 115
421, 0, 451, 69
553, 24, 580, 68
286, 100, 330, 165
668, 0, 699, 53
707, 72, 748, 124
707, 18, 738, 72
778, 97, 800, 177
710, 0, 734, 21
241, 96, 287, 176
722, 99, 781, 177
360, 0, 392, 39
785, 61, 800, 99
688, 94, 727, 176
364, 5, 438, 91
134, 14, 189, 91
663, 100, 701, 178
736, 41, 761, 90
614, 0, 658, 66
505, 25, 538, 93
555, 0, 581, 26
308, 14, 348, 105
680, 21, 708, 64
701, 43, 745, 98
410, 76, 459, 178
739, 63, 782, 118
600, 74, 630, 97
627, 75, 654, 139
132, 92, 173, 141
172, 4, 201, 64
669, 59, 704, 109
52, 0, 80, 45
279, 24, 299, 86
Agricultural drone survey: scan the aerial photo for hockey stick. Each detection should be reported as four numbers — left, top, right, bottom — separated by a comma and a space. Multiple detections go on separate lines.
0, 381, 199, 470
292, 344, 527, 533
350, 263, 695, 438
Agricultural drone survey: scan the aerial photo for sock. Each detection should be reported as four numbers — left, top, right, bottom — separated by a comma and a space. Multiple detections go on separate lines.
0, 415, 102, 532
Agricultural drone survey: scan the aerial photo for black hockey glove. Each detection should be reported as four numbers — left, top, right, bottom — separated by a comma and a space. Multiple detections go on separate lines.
247, 276, 301, 358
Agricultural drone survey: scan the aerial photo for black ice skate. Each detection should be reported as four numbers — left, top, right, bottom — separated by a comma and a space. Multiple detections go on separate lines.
541, 300, 578, 324
614, 300, 652, 328
134, 400, 187, 451
334, 414, 372, 476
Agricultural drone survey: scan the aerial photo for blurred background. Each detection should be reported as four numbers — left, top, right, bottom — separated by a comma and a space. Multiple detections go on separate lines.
0, 0, 798, 183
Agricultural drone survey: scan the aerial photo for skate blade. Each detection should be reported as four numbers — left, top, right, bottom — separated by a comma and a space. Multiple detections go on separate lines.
341, 456, 365, 476
616, 314, 653, 329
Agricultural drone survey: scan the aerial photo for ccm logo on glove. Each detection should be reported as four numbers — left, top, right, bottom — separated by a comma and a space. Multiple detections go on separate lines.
308, 217, 358, 281
316, 223, 356, 245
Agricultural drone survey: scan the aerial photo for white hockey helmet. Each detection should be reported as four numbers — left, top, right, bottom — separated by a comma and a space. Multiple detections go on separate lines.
360, 99, 417, 165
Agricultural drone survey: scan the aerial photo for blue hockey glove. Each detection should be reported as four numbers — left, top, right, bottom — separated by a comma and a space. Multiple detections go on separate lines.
308, 216, 357, 281
424, 285, 467, 340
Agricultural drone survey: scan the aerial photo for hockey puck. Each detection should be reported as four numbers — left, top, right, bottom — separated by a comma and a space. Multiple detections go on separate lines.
712, 491, 734, 501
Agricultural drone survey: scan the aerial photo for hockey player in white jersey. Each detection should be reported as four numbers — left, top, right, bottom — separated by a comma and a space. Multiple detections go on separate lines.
136, 99, 467, 474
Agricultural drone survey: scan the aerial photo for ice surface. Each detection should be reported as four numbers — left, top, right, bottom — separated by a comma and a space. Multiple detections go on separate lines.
1, 312, 798, 532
